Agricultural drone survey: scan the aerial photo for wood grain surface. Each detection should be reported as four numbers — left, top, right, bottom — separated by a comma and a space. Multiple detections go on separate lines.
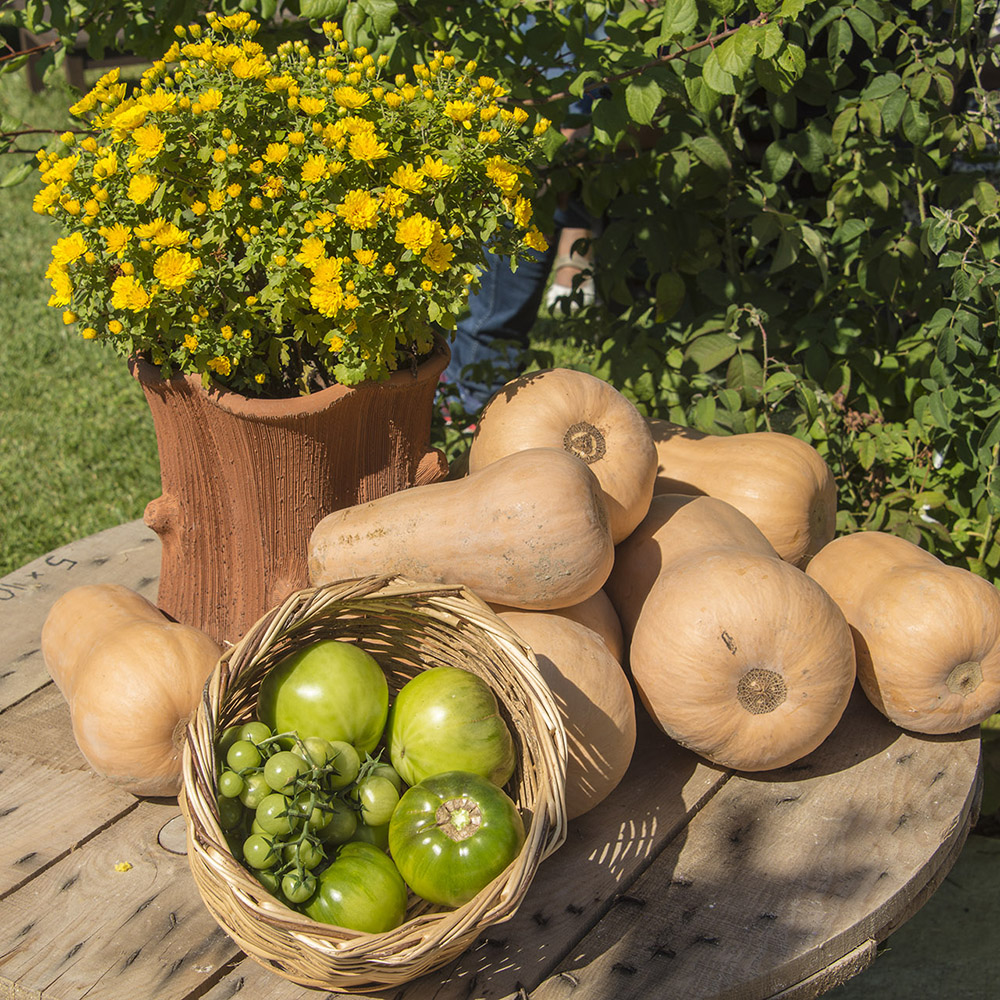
0, 522, 982, 1000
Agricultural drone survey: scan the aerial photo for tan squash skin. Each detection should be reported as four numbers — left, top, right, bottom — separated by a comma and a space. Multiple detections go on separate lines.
606, 494, 778, 643
41, 585, 223, 797
41, 583, 165, 698
468, 368, 658, 544
806, 531, 1000, 734
500, 611, 636, 820
630, 550, 856, 771
490, 588, 625, 664
308, 447, 615, 609
647, 419, 837, 567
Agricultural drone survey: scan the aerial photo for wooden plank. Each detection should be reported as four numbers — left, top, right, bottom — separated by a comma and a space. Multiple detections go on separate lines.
528, 690, 981, 1000
0, 521, 160, 711
0, 685, 137, 896
0, 801, 238, 1000
197, 713, 730, 1000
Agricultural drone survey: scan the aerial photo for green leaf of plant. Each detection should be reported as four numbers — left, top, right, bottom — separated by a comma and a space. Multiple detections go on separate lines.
690, 135, 731, 177
686, 332, 738, 372
727, 352, 764, 403
300, 0, 349, 18
702, 50, 736, 96
625, 78, 663, 126
0, 162, 33, 188
657, 0, 699, 43
359, 0, 398, 34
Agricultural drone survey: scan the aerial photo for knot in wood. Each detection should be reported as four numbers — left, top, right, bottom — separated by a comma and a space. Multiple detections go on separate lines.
737, 668, 787, 715
563, 422, 606, 464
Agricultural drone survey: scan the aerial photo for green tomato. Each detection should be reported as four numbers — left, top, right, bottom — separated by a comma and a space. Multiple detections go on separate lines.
263, 750, 310, 792
243, 832, 281, 870
388, 771, 526, 909
317, 797, 359, 846
282, 871, 318, 904
386, 667, 516, 786
257, 639, 388, 754
239, 772, 271, 810
354, 774, 400, 827
302, 842, 408, 933
351, 819, 389, 851
255, 793, 297, 836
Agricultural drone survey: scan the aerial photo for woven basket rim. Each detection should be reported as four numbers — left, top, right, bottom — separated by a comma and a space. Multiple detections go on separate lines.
181, 574, 568, 990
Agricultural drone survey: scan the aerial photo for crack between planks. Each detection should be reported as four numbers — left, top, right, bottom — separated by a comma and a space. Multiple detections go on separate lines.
0, 678, 57, 720
0, 799, 143, 905
513, 768, 737, 992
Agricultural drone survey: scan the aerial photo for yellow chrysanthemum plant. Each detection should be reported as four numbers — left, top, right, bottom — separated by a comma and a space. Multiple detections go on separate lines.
35, 12, 551, 396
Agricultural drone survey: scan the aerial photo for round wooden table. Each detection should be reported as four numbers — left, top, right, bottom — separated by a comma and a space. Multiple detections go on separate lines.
0, 522, 982, 1000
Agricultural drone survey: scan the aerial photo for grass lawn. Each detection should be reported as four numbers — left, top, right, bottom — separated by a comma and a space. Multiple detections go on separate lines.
0, 70, 160, 577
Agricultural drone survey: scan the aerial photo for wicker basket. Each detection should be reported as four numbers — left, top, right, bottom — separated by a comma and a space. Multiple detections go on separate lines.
180, 575, 568, 992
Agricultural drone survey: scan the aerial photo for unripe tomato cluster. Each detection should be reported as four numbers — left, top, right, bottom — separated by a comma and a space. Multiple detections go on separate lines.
214, 640, 526, 932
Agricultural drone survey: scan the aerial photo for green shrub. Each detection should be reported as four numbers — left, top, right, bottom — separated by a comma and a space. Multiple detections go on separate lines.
5, 0, 1000, 575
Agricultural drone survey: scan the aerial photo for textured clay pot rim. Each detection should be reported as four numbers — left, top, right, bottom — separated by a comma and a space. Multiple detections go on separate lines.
128, 335, 450, 421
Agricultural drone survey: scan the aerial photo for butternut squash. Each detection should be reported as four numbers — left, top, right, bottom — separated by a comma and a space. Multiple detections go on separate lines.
41, 584, 223, 797
806, 531, 1000, 734
499, 611, 636, 820
490, 588, 624, 664
648, 419, 836, 567
606, 494, 778, 643
308, 447, 615, 609
468, 368, 657, 543
627, 506, 856, 770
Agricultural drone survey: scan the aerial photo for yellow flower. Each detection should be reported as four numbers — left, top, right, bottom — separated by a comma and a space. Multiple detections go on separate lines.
263, 142, 289, 164
478, 128, 501, 145
421, 155, 453, 181
479, 104, 499, 122
184, 334, 199, 350
288, 131, 306, 145
296, 236, 327, 267
207, 356, 232, 376
51, 233, 88, 265
208, 190, 226, 211
298, 95, 328, 115
348, 131, 388, 166
212, 148, 227, 163
381, 186, 408, 218
395, 213, 436, 254
46, 263, 73, 306
310, 280, 343, 317
353, 248, 378, 267
191, 200, 207, 216
513, 195, 533, 228
139, 89, 176, 113
152, 222, 188, 248
221, 325, 234, 339
154, 248, 201, 289
81, 327, 98, 339
337, 189, 379, 230
108, 319, 123, 334
227, 183, 242, 198
390, 163, 425, 194
313, 257, 343, 284
333, 86, 368, 109
421, 279, 433, 292
444, 100, 476, 126
524, 227, 549, 252
127, 173, 159, 204
301, 154, 328, 184
100, 224, 132, 256
110, 274, 151, 311
249, 195, 263, 209
199, 88, 223, 110
423, 240, 455, 274
384, 92, 403, 109
232, 55, 270, 80
383, 262, 396, 276
533, 116, 552, 136
484, 156, 521, 196
263, 175, 285, 198
63, 310, 77, 324
133, 123, 166, 158
328, 334, 344, 352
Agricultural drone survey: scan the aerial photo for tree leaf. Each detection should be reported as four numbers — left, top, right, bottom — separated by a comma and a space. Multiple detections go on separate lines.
657, 0, 699, 43
625, 78, 663, 126
686, 332, 738, 372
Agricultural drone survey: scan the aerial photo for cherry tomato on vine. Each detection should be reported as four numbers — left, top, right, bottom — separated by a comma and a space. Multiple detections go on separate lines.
263, 750, 310, 792
282, 871, 318, 904
388, 771, 526, 908
226, 739, 262, 772
239, 772, 271, 810
302, 842, 407, 933
243, 832, 281, 870
256, 793, 298, 836
354, 774, 400, 827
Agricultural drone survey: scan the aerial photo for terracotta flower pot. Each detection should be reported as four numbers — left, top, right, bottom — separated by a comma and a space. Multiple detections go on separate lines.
129, 339, 450, 645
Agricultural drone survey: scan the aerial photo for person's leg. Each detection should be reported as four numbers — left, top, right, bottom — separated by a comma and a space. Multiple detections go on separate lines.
442, 242, 555, 414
